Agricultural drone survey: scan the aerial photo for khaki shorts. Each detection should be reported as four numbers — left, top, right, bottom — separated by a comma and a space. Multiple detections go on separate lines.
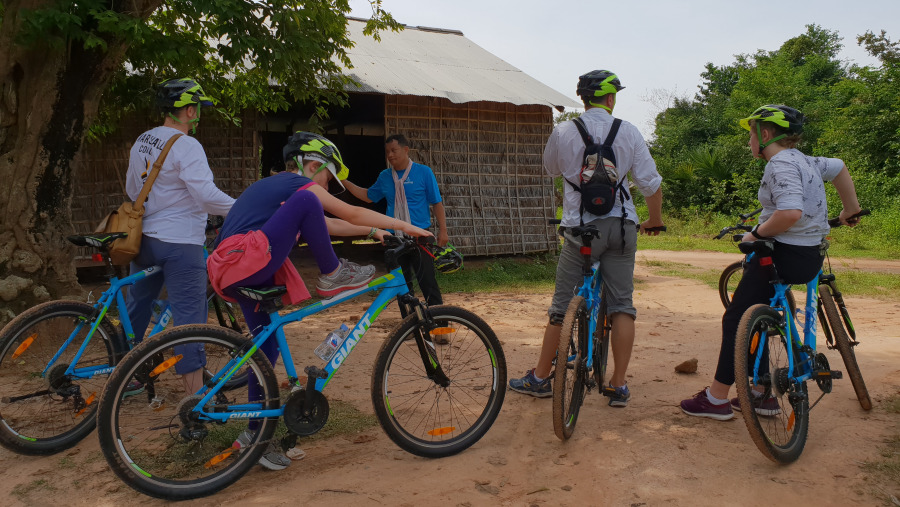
548, 217, 638, 321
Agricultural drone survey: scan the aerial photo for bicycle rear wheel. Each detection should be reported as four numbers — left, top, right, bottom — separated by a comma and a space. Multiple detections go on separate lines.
96, 325, 278, 500
0, 300, 117, 455
735, 304, 809, 464
553, 296, 589, 440
371, 305, 506, 458
819, 285, 871, 410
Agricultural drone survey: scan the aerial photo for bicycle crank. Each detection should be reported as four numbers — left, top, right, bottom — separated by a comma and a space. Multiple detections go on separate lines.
283, 388, 329, 436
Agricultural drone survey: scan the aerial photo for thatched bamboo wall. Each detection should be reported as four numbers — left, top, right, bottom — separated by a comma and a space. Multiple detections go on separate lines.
385, 95, 557, 256
71, 111, 258, 264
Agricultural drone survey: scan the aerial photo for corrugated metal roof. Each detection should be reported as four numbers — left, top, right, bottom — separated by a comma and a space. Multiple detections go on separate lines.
343, 19, 580, 111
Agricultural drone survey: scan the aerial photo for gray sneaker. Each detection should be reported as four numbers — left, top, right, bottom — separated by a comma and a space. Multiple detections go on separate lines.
235, 429, 291, 471
316, 258, 376, 297
345, 259, 376, 277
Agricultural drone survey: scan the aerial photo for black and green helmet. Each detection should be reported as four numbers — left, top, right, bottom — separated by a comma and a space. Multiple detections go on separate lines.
576, 70, 625, 100
739, 104, 804, 134
740, 104, 804, 154
156, 78, 216, 110
283, 131, 350, 183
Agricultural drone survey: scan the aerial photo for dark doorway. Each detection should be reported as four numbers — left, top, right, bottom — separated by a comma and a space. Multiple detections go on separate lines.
257, 93, 387, 212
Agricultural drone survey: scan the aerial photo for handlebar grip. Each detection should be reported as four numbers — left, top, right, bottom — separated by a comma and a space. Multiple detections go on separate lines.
548, 219, 561, 225
637, 224, 667, 232
827, 209, 870, 227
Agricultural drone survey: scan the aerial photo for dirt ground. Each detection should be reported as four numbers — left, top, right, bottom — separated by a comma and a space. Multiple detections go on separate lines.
2, 250, 898, 506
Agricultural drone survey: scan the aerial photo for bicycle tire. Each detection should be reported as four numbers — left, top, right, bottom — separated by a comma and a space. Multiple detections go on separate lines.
553, 296, 589, 440
0, 300, 117, 455
718, 261, 744, 308
371, 305, 506, 458
819, 285, 872, 410
720, 261, 797, 316
734, 304, 809, 463
201, 288, 249, 391
96, 325, 279, 500
592, 289, 611, 390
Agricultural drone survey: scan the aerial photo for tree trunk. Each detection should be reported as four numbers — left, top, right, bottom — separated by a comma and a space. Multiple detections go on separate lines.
0, 0, 161, 325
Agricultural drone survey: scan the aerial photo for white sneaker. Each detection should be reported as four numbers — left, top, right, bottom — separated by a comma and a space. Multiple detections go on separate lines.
235, 429, 291, 470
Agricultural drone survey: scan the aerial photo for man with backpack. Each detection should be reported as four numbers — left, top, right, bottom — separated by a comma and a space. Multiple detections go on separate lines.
508, 70, 665, 406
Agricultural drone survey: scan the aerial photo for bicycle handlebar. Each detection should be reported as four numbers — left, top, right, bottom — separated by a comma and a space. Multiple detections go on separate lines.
827, 209, 870, 228
714, 208, 762, 239
548, 219, 666, 233
740, 207, 764, 221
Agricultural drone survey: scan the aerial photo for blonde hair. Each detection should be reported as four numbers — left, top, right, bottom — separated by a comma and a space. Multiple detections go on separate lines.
750, 120, 802, 149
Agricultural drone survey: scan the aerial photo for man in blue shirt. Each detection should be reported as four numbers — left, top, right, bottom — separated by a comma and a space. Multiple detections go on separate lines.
344, 134, 448, 305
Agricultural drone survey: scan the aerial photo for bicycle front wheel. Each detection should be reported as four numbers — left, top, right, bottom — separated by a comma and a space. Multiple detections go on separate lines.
819, 285, 871, 410
719, 261, 744, 308
371, 305, 506, 458
735, 304, 809, 464
553, 296, 589, 440
96, 325, 278, 500
720, 261, 797, 315
592, 289, 611, 390
0, 300, 117, 455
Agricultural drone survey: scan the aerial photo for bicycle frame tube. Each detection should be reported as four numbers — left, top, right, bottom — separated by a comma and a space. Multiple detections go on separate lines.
50, 266, 162, 380
765, 272, 821, 385
195, 267, 412, 422
582, 266, 602, 370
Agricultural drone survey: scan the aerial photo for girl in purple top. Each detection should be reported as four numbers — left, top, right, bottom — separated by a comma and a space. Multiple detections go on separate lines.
212, 132, 431, 469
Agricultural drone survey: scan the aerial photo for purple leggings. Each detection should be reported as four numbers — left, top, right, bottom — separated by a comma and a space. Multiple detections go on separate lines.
223, 190, 339, 430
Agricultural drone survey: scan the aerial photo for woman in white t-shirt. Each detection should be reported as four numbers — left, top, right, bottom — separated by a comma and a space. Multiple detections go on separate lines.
680, 104, 863, 420
124, 79, 235, 395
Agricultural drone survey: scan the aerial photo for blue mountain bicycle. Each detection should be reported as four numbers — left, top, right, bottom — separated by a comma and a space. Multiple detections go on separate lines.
551, 220, 664, 440
94, 235, 506, 500
734, 210, 871, 463
0, 221, 242, 455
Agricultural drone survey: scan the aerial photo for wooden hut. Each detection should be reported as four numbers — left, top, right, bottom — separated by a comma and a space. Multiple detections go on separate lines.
259, 19, 579, 256
72, 19, 577, 262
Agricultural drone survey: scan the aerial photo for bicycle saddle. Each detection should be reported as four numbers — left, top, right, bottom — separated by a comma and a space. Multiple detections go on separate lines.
236, 286, 288, 302
738, 240, 774, 256
67, 233, 128, 249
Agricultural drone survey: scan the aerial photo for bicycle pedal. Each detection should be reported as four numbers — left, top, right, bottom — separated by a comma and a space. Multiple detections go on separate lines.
304, 366, 328, 379
815, 370, 843, 380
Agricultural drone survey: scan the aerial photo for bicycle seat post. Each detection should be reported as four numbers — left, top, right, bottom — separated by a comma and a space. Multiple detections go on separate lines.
99, 249, 119, 281
579, 233, 594, 277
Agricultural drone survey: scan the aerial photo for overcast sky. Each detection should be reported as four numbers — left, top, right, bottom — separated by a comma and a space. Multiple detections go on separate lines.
349, 0, 899, 139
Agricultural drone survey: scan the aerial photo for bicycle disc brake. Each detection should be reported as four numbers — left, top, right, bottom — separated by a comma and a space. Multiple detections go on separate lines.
283, 388, 329, 436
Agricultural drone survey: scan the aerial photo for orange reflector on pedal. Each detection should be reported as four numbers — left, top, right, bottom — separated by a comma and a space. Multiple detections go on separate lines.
430, 327, 456, 336
204, 448, 236, 468
427, 427, 456, 436
74, 392, 97, 418
149, 355, 184, 378
11, 335, 36, 360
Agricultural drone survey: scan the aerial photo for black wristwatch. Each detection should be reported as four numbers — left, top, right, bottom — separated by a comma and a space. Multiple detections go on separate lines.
750, 224, 773, 240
